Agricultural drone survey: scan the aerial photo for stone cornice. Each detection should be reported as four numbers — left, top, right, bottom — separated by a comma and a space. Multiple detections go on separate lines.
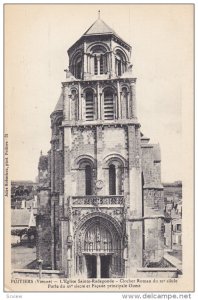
127, 215, 165, 222
143, 185, 164, 190
62, 119, 140, 128
62, 77, 137, 87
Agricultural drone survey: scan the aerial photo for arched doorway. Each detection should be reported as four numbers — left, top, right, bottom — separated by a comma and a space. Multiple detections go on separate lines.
74, 214, 123, 278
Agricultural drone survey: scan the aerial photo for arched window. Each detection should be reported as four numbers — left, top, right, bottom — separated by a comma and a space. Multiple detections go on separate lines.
90, 45, 108, 75
104, 89, 114, 120
109, 164, 116, 195
76, 61, 82, 79
85, 165, 92, 195
72, 54, 82, 79
77, 158, 95, 196
85, 89, 94, 121
104, 156, 125, 196
115, 50, 127, 76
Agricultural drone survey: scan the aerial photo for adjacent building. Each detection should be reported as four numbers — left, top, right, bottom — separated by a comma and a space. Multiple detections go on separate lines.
164, 181, 182, 250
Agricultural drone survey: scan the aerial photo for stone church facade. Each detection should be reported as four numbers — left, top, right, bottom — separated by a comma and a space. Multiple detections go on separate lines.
37, 15, 165, 278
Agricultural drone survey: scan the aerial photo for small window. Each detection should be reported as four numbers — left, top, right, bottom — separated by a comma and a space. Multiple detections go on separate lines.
176, 224, 181, 232
117, 58, 122, 76
76, 59, 82, 79
109, 164, 116, 195
76, 62, 81, 79
85, 165, 92, 195
115, 50, 127, 76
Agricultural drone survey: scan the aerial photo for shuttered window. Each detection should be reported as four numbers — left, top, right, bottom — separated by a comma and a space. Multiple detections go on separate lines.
85, 90, 94, 121
104, 89, 114, 120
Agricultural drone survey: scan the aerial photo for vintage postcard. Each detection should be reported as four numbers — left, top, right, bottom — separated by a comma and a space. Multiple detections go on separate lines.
4, 4, 194, 292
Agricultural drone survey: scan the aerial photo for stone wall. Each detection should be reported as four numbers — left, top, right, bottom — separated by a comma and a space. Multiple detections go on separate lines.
36, 189, 52, 268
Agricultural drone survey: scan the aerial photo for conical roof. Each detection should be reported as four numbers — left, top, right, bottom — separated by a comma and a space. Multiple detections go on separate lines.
83, 18, 116, 36
53, 92, 63, 112
68, 15, 131, 53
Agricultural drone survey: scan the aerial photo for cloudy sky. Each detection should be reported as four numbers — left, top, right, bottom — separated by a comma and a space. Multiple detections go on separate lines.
5, 4, 193, 183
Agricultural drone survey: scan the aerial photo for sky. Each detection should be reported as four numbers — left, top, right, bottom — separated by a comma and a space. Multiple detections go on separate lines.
4, 4, 193, 183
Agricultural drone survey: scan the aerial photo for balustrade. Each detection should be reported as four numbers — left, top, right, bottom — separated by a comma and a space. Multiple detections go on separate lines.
71, 195, 125, 206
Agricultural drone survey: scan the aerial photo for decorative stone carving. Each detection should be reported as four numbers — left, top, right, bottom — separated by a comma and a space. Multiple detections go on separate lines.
72, 196, 125, 206
96, 180, 104, 189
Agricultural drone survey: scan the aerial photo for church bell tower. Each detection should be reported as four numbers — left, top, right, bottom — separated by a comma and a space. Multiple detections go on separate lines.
37, 12, 164, 279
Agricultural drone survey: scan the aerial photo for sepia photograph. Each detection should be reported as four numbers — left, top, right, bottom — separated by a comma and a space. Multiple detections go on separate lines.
4, 4, 194, 292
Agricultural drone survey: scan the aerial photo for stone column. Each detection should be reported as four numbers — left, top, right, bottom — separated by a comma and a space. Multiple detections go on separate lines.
100, 93, 103, 120
117, 81, 121, 119
130, 81, 137, 118
107, 52, 111, 74
60, 220, 67, 272
97, 55, 100, 75
97, 82, 100, 120
96, 126, 104, 196
96, 254, 101, 278
50, 142, 55, 193
76, 255, 79, 276
67, 247, 71, 277
63, 85, 70, 121
78, 83, 81, 120
82, 255, 87, 278
116, 166, 120, 195
111, 53, 116, 76
81, 93, 85, 121
90, 55, 94, 74
83, 41, 87, 77
114, 93, 118, 120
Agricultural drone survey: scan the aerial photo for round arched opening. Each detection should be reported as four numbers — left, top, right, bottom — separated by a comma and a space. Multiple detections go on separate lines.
74, 214, 123, 278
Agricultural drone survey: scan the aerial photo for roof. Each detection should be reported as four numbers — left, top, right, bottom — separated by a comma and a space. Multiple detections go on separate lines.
68, 16, 131, 53
11, 209, 31, 227
53, 92, 64, 112
141, 133, 150, 144
38, 155, 48, 171
83, 18, 116, 36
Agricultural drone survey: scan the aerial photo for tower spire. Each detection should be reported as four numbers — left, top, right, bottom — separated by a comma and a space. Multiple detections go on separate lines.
98, 10, 100, 19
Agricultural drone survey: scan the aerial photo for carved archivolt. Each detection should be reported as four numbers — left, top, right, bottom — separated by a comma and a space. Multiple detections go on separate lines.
74, 212, 122, 255
102, 153, 127, 169
74, 212, 122, 237
72, 154, 96, 169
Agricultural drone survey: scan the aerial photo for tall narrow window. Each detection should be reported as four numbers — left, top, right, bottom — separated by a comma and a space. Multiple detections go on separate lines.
85, 165, 92, 195
100, 55, 104, 74
85, 90, 94, 121
94, 56, 98, 75
109, 164, 116, 195
104, 89, 114, 120
76, 61, 82, 79
75, 56, 82, 79
115, 50, 127, 76
90, 45, 108, 76
117, 58, 122, 76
